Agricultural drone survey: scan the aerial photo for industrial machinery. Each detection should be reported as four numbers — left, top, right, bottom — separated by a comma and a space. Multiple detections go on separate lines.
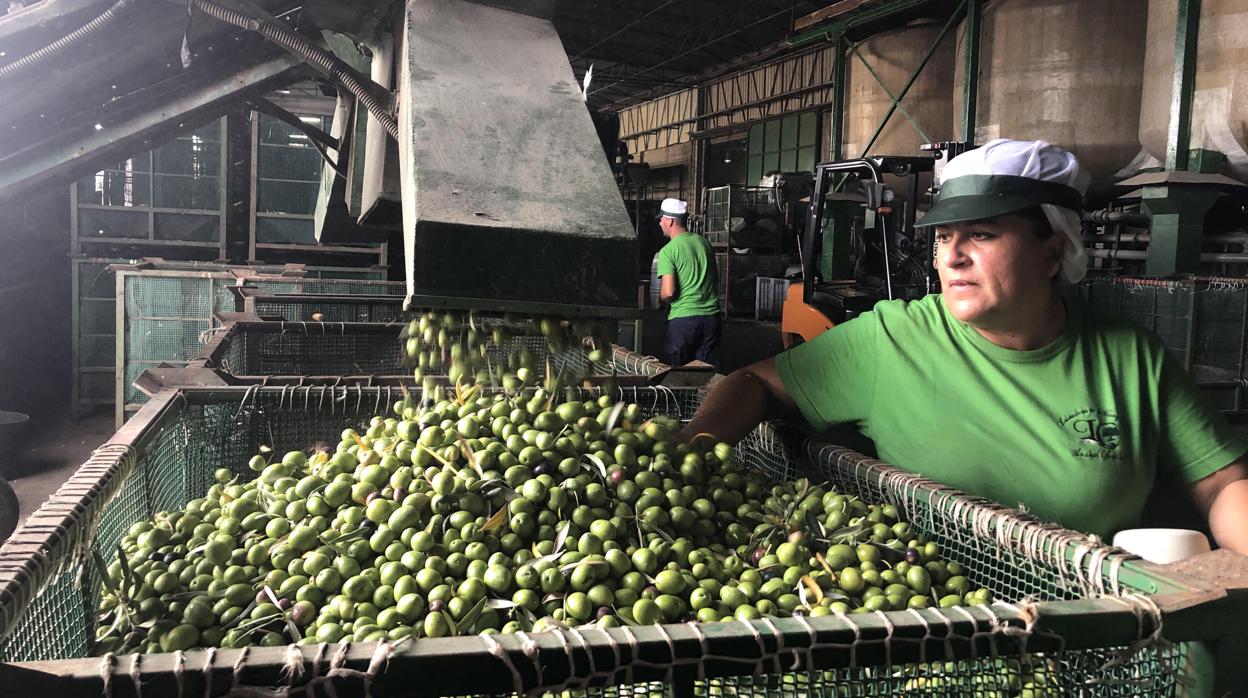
0, 0, 639, 324
781, 153, 938, 346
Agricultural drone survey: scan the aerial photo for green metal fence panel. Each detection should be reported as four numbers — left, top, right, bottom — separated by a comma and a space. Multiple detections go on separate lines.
115, 269, 401, 426
0, 386, 1223, 696
1080, 274, 1248, 411
71, 257, 123, 419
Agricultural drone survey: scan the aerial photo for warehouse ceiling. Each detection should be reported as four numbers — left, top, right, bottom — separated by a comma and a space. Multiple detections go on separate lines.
556, 0, 962, 111
0, 0, 954, 202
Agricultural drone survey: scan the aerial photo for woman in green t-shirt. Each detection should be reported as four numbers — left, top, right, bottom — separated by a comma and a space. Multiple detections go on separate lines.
682, 139, 1248, 554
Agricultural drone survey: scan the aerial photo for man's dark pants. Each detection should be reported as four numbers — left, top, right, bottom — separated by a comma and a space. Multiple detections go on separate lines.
665, 314, 722, 372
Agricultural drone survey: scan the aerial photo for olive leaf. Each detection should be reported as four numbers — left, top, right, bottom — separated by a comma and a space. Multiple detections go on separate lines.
604, 401, 626, 435
454, 597, 488, 635
611, 606, 642, 627
799, 575, 824, 604
93, 550, 119, 598
485, 599, 518, 610
559, 559, 608, 575
553, 520, 572, 555
515, 604, 538, 630
583, 453, 609, 481
458, 437, 485, 479
222, 599, 260, 631
814, 552, 837, 580
481, 506, 509, 533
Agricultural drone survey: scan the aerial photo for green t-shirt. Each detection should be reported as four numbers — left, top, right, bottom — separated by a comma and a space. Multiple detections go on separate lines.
775, 294, 1245, 539
656, 233, 720, 319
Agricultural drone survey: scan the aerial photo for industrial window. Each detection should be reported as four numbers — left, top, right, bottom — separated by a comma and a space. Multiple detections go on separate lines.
746, 111, 818, 185
254, 114, 331, 244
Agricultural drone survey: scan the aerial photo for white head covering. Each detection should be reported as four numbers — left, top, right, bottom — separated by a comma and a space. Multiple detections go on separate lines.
657, 198, 688, 220
935, 139, 1091, 285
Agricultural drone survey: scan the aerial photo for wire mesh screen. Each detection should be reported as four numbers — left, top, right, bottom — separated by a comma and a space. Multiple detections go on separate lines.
203, 322, 670, 380
1080, 275, 1248, 410
0, 386, 1188, 696
120, 273, 406, 418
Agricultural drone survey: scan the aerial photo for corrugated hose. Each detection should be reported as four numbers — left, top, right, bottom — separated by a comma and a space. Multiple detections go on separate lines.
0, 0, 399, 140
0, 0, 142, 79
165, 0, 399, 140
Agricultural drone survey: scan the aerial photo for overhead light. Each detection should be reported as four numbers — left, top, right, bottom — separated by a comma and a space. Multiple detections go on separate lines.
724, 156, 732, 164
94, 123, 104, 131
299, 116, 321, 124
290, 133, 308, 140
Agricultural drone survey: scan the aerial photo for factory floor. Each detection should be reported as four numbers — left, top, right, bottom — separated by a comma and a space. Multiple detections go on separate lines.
1, 318, 785, 540
6, 411, 114, 534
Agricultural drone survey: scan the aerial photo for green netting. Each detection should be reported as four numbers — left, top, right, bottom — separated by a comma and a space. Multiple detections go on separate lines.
1080, 275, 1248, 411
0, 387, 1185, 696
120, 272, 404, 414
203, 322, 669, 380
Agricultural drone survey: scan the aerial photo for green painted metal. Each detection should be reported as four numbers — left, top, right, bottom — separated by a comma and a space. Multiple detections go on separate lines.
0, 53, 302, 206
961, 0, 982, 143
1142, 185, 1220, 276
830, 35, 847, 161
848, 43, 932, 148
1166, 0, 1201, 171
820, 198, 856, 280
860, 1, 963, 157
1188, 148, 1226, 174
784, 0, 930, 49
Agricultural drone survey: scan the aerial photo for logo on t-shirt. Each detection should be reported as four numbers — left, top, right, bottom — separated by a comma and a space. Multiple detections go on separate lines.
1058, 408, 1123, 460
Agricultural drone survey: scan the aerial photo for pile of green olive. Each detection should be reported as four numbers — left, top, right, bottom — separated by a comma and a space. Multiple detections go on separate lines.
403, 311, 616, 390
93, 388, 992, 656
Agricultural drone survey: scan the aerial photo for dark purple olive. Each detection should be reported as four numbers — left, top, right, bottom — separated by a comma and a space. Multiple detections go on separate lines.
162, 553, 178, 564
750, 547, 768, 566
596, 607, 612, 621
148, 551, 164, 562
418, 420, 433, 431
277, 598, 292, 611
360, 519, 378, 532
366, 491, 382, 504
256, 590, 270, 605
428, 599, 447, 613
421, 399, 435, 408
393, 488, 407, 502
762, 567, 782, 581
905, 548, 921, 564
533, 464, 550, 476
609, 470, 625, 485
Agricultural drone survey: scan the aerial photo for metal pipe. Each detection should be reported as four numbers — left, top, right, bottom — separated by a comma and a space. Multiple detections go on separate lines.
1166, 0, 1201, 171
1086, 249, 1248, 263
961, 0, 982, 142
831, 35, 847, 161
1084, 210, 1150, 227
1085, 234, 1248, 245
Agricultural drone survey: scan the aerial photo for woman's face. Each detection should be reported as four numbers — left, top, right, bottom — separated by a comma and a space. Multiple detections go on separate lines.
934, 212, 1066, 329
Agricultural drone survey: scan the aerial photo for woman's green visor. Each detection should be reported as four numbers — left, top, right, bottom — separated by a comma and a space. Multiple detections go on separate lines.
916, 174, 1082, 227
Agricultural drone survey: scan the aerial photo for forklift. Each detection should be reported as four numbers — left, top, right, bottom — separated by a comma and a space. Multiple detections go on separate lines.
779, 143, 972, 347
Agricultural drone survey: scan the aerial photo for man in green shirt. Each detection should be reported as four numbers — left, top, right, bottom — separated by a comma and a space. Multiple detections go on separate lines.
656, 198, 722, 370
681, 139, 1248, 553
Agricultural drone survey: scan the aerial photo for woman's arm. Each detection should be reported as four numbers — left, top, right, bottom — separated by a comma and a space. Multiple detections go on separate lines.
679, 357, 799, 445
1190, 459, 1248, 554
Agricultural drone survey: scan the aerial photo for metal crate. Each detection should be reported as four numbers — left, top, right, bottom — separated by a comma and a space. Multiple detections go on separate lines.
194, 320, 669, 383
702, 185, 784, 249
755, 277, 789, 320
1080, 274, 1248, 412
0, 385, 1233, 696
115, 268, 402, 426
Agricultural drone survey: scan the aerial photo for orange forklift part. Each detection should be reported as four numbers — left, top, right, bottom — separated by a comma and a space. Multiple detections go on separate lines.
780, 283, 835, 348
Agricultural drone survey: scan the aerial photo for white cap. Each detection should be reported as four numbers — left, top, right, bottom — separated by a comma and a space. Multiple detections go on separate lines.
931, 139, 1091, 286
657, 198, 688, 221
